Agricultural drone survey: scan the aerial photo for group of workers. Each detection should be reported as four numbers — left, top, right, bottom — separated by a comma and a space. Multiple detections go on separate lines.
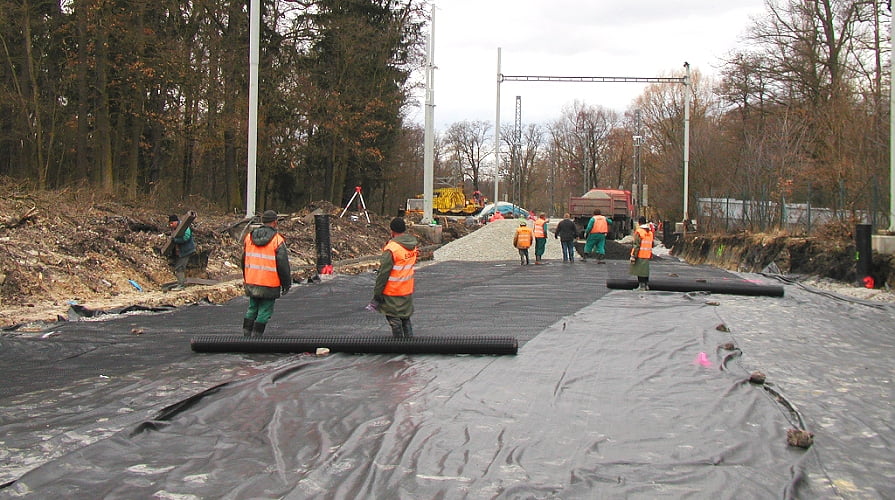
512, 212, 550, 265
167, 211, 419, 340
165, 205, 654, 340
512, 208, 655, 289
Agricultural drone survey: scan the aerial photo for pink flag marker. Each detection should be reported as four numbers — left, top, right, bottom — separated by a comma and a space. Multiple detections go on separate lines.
696, 351, 713, 367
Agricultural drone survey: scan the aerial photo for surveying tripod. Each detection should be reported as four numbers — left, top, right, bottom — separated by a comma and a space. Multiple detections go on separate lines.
339, 186, 371, 223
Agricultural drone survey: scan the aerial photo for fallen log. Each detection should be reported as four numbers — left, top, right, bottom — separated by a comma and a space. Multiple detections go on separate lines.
1, 207, 37, 229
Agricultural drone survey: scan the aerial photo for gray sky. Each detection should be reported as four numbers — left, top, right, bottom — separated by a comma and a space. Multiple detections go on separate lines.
408, 0, 768, 130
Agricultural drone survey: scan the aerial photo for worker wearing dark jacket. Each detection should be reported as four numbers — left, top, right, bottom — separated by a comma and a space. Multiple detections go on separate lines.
553, 213, 578, 262
372, 217, 419, 338
241, 210, 291, 337
168, 214, 196, 291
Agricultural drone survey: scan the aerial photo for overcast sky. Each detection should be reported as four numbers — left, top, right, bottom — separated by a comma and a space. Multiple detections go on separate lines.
407, 0, 768, 130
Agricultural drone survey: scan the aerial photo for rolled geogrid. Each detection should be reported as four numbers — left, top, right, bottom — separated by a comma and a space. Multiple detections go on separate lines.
606, 278, 784, 297
190, 335, 519, 355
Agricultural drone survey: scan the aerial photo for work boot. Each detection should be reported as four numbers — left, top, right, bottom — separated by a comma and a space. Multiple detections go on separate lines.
251, 322, 266, 338
401, 318, 413, 338
387, 316, 404, 338
242, 317, 254, 337
175, 271, 186, 290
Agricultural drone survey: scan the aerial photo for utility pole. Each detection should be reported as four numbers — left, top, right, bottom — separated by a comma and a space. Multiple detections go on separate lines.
633, 109, 643, 221
494, 48, 502, 205
890, 1, 894, 231
246, 0, 260, 217
683, 61, 691, 226
422, 10, 435, 223
514, 95, 522, 208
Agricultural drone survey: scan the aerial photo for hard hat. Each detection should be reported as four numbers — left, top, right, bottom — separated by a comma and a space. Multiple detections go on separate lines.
519, 220, 527, 226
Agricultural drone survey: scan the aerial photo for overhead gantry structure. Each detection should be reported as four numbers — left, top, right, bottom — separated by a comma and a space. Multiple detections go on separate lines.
493, 48, 691, 223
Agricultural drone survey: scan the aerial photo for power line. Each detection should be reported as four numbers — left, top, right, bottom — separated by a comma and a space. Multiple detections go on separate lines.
500, 75, 684, 84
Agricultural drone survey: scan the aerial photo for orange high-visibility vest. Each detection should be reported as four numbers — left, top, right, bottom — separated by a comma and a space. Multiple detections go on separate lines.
244, 233, 285, 287
590, 215, 608, 234
632, 227, 654, 259
383, 240, 418, 296
515, 227, 533, 249
533, 219, 547, 238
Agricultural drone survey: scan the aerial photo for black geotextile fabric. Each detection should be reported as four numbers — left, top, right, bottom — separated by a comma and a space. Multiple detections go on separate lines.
1, 258, 894, 498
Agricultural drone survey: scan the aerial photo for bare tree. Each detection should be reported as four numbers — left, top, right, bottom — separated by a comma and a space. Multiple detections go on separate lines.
718, 0, 888, 225
631, 68, 731, 221
500, 122, 545, 209
443, 120, 492, 190
547, 101, 619, 193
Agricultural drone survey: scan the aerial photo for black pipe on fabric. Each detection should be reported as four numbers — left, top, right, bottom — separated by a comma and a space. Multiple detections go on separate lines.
190, 335, 519, 355
606, 278, 784, 297
314, 214, 332, 273
855, 223, 872, 285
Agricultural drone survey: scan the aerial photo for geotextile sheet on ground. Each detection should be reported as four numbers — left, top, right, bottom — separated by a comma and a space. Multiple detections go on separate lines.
1, 259, 892, 498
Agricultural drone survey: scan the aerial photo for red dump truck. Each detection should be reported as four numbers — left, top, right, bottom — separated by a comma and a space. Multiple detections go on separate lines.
568, 188, 634, 239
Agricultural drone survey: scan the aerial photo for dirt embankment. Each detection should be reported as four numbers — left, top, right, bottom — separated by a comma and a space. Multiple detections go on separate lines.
0, 181, 472, 329
671, 231, 895, 288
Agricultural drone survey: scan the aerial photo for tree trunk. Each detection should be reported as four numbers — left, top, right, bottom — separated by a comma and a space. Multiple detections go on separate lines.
125, 3, 146, 199
21, 1, 45, 188
76, 0, 90, 182
95, 15, 113, 191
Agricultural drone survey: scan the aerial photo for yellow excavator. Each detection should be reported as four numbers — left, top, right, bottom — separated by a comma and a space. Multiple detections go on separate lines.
406, 187, 484, 216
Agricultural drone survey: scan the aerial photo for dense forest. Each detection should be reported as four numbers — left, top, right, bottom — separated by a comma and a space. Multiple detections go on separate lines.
0, 0, 428, 214
0, 0, 891, 231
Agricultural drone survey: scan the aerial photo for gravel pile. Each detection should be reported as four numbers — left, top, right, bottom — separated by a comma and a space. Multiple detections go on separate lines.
433, 218, 649, 262
434, 219, 568, 262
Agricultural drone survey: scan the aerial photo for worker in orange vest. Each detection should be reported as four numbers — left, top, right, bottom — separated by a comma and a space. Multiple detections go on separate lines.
629, 216, 655, 290
372, 217, 420, 337
532, 213, 549, 264
583, 209, 612, 263
513, 220, 534, 265
241, 210, 292, 337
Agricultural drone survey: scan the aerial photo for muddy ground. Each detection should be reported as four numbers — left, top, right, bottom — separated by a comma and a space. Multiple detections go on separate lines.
1, 179, 891, 330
